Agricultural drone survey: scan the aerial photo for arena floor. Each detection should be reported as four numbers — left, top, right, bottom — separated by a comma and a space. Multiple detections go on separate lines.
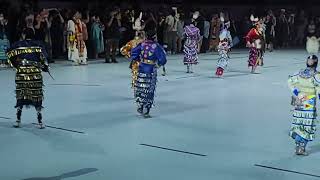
0, 49, 320, 180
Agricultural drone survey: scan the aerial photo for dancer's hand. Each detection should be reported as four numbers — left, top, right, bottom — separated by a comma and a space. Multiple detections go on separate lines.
42, 64, 49, 72
298, 93, 307, 101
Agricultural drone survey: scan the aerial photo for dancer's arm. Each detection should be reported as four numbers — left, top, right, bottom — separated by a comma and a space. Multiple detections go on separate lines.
156, 45, 167, 66
130, 43, 142, 61
314, 73, 320, 99
288, 73, 300, 96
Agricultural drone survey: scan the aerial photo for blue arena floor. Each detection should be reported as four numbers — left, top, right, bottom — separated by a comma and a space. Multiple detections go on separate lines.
1, 49, 320, 180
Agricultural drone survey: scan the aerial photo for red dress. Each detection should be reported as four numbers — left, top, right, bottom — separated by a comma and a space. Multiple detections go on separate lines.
246, 28, 264, 67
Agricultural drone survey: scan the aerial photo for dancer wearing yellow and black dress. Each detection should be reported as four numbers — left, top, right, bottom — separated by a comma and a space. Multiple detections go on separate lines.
120, 32, 145, 96
288, 55, 320, 155
130, 22, 167, 118
7, 28, 49, 129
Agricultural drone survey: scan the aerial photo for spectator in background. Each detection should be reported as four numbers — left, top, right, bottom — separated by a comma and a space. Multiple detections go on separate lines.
67, 10, 87, 65
315, 16, 320, 37
229, 17, 238, 41
120, 9, 134, 48
81, 10, 90, 54
35, 9, 53, 62
104, 8, 121, 63
176, 13, 184, 53
0, 12, 9, 67
277, 9, 289, 48
295, 10, 308, 46
15, 2, 34, 41
242, 15, 252, 44
25, 13, 35, 30
157, 12, 166, 47
61, 9, 70, 55
201, 15, 210, 53
90, 15, 104, 59
210, 13, 220, 51
265, 14, 276, 51
144, 10, 157, 29
165, 8, 177, 54
306, 18, 317, 37
193, 11, 204, 53
49, 8, 64, 59
288, 13, 295, 46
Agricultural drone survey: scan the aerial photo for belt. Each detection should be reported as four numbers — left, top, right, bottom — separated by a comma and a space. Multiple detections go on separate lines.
142, 59, 155, 65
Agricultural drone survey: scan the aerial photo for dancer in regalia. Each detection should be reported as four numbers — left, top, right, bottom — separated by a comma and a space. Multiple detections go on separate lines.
215, 16, 232, 77
130, 22, 167, 118
6, 28, 49, 129
183, 19, 200, 73
245, 15, 265, 73
288, 55, 320, 155
67, 10, 88, 65
120, 31, 145, 96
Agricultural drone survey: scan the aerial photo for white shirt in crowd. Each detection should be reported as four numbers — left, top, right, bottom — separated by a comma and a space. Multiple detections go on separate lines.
165, 15, 177, 32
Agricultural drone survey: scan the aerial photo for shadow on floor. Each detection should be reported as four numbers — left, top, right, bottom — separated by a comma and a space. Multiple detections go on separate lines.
308, 144, 320, 154
22, 168, 98, 180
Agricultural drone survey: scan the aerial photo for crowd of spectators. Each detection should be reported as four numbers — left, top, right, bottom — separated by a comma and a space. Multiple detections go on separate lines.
0, 1, 319, 65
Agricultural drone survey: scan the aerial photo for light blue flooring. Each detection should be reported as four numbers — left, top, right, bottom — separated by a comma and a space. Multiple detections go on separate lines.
0, 49, 320, 180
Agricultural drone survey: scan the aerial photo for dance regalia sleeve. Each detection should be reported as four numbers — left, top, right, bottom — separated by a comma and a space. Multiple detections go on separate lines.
288, 71, 301, 97
245, 28, 257, 44
130, 43, 142, 62
155, 44, 167, 66
227, 31, 233, 48
121, 40, 134, 58
314, 72, 320, 99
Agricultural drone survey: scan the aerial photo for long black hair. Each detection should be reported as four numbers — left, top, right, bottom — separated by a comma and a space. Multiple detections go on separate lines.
307, 55, 318, 68
23, 28, 35, 40
145, 21, 157, 40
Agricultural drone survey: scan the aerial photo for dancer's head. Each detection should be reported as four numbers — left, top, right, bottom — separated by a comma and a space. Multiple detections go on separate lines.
307, 55, 318, 69
145, 21, 157, 40
135, 31, 145, 40
22, 28, 35, 40
184, 18, 193, 26
250, 14, 261, 29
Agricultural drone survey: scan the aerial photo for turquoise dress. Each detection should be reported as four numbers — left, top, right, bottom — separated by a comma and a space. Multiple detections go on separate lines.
0, 35, 9, 63
90, 22, 104, 54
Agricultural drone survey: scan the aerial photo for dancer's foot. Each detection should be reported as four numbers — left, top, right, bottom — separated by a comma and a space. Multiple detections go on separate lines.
13, 120, 21, 128
137, 107, 143, 115
216, 68, 223, 77
215, 69, 219, 76
38, 123, 46, 129
219, 68, 224, 77
143, 113, 152, 118
186, 64, 192, 73
143, 108, 151, 118
251, 67, 256, 74
295, 143, 308, 156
